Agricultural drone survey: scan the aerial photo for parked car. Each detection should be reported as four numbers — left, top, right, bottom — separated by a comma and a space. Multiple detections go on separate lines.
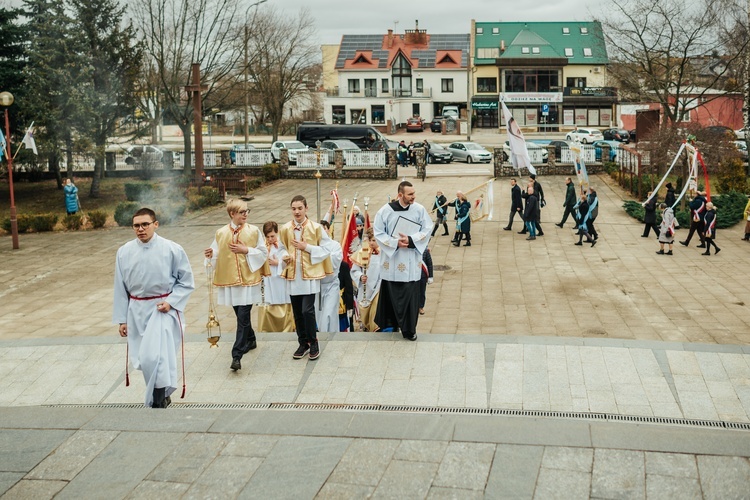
320, 139, 360, 163
271, 140, 308, 163
592, 140, 620, 162
406, 117, 425, 132
229, 144, 256, 164
565, 127, 604, 144
124, 145, 169, 167
369, 138, 399, 151
445, 142, 492, 163
602, 128, 630, 143
430, 117, 444, 133
501, 141, 548, 163
549, 140, 571, 159
413, 142, 452, 163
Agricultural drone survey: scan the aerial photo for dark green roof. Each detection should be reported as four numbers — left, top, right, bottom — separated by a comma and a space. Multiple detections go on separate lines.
474, 22, 608, 65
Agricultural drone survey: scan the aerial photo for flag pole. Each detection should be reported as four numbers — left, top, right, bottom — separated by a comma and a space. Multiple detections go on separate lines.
12, 121, 33, 160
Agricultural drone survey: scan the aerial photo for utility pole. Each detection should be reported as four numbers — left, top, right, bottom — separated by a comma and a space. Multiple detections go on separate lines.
243, 0, 268, 147
745, 0, 750, 175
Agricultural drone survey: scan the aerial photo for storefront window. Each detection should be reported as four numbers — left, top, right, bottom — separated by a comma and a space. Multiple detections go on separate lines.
504, 70, 559, 92
332, 105, 345, 124
371, 105, 385, 124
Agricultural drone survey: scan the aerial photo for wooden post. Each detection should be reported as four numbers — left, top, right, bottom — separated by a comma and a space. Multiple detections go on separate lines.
185, 63, 208, 185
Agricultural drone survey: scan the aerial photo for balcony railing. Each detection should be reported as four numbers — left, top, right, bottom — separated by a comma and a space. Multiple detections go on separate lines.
324, 87, 433, 98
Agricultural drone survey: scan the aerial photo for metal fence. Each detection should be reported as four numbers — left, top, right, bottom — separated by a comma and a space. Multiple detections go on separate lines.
344, 150, 386, 167
232, 148, 273, 167
559, 145, 597, 164
295, 151, 330, 168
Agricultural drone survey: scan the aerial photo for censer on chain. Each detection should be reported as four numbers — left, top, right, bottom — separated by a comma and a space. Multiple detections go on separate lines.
205, 262, 221, 347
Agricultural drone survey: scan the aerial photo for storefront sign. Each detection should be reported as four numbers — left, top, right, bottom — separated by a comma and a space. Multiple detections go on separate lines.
500, 92, 563, 103
563, 87, 617, 97
471, 101, 498, 110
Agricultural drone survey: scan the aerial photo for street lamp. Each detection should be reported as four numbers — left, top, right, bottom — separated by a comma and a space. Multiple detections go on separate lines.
314, 139, 323, 221
0, 91, 18, 250
243, 0, 268, 148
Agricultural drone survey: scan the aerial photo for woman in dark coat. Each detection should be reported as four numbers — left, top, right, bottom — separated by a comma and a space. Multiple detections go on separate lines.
702, 202, 720, 256
453, 191, 472, 247
642, 192, 660, 238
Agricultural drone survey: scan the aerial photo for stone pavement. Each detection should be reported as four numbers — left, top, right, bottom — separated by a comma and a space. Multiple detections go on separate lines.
2, 172, 750, 497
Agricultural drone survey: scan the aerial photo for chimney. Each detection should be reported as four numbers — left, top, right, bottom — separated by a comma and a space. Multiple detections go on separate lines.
500, 40, 506, 53
415, 20, 419, 31
387, 29, 393, 48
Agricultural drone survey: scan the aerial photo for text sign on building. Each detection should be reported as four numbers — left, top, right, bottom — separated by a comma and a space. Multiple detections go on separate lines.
471, 101, 498, 110
500, 92, 563, 103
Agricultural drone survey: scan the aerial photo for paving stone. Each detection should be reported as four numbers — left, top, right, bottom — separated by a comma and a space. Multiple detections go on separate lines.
485, 444, 543, 499
644, 452, 698, 478
147, 433, 230, 483
327, 439, 399, 487
240, 436, 350, 499
432, 442, 495, 491
371, 460, 438, 499
315, 482, 376, 499
697, 455, 750, 500
591, 448, 645, 499
221, 434, 279, 457
533, 468, 590, 499
183, 456, 262, 499
54, 431, 183, 500
26, 430, 118, 481
427, 486, 484, 499
541, 446, 593, 473
0, 473, 24, 496
1, 479, 67, 499
125, 480, 190, 499
645, 474, 702, 500
393, 440, 449, 463
0, 429, 73, 473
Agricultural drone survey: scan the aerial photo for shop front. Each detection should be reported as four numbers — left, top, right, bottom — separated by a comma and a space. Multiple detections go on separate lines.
471, 96, 499, 128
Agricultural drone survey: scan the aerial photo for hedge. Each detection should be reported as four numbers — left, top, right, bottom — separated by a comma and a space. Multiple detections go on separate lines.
623, 190, 747, 229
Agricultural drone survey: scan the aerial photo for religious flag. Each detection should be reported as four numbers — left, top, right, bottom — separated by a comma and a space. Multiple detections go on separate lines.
569, 141, 589, 194
466, 179, 495, 222
0, 129, 6, 160
340, 209, 359, 266
364, 207, 371, 230
21, 124, 38, 155
330, 189, 340, 214
501, 100, 536, 176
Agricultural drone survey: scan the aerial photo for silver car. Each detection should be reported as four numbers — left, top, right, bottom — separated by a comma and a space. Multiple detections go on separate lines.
320, 139, 360, 163
271, 140, 308, 163
445, 142, 492, 163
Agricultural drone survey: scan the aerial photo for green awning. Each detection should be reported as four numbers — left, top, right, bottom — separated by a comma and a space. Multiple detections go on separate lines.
472, 100, 498, 110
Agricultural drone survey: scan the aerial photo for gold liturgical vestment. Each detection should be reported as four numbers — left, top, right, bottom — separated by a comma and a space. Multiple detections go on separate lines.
279, 220, 333, 280
213, 224, 269, 287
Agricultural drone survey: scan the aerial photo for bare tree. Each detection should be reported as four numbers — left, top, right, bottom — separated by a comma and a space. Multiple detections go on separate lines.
243, 6, 319, 140
133, 0, 242, 173
600, 0, 748, 123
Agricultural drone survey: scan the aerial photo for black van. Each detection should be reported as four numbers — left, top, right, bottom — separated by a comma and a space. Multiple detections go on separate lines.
297, 124, 385, 149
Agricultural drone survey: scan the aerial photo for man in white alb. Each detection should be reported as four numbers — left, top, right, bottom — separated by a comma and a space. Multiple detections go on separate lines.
373, 181, 432, 340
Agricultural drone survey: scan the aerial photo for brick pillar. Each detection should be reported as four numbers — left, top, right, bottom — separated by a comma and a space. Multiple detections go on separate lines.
280, 149, 289, 169
334, 149, 344, 177
493, 148, 504, 178
415, 147, 426, 181
546, 144, 556, 169
387, 150, 397, 179
600, 144, 611, 165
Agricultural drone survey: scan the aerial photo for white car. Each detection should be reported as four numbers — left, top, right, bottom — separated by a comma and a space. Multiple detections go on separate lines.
124, 145, 166, 167
445, 142, 492, 163
271, 140, 308, 163
320, 139, 360, 163
566, 127, 604, 144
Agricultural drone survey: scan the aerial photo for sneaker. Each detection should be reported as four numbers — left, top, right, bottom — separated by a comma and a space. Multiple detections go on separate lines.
230, 358, 241, 371
309, 342, 320, 360
293, 344, 309, 359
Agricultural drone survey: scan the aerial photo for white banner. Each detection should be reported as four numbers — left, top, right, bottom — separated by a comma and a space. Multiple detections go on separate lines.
500, 92, 563, 103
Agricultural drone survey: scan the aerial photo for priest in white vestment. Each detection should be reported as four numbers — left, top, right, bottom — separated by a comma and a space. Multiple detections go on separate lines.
113, 208, 195, 408
373, 181, 432, 340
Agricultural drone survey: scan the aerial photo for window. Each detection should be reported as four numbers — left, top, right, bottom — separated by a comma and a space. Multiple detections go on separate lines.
332, 105, 345, 124
477, 77, 498, 93
391, 53, 412, 97
492, 27, 499, 34
532, 47, 540, 54
564, 48, 574, 57
504, 69, 560, 92
476, 27, 484, 34
348, 79, 360, 93
562, 27, 570, 34
580, 27, 588, 34
416, 78, 423, 93
371, 105, 385, 124
521, 47, 530, 54
583, 48, 593, 57
477, 48, 500, 59
364, 79, 377, 97
566, 77, 586, 88
441, 78, 454, 92
412, 103, 420, 116
381, 78, 389, 93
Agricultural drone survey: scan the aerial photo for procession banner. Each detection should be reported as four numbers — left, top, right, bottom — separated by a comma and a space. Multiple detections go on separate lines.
466, 179, 495, 222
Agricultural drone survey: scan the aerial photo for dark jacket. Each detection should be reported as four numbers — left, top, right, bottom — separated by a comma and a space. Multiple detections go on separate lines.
422, 248, 433, 278
703, 209, 717, 238
689, 195, 707, 222
643, 197, 658, 224
665, 187, 676, 207
564, 182, 576, 208
523, 193, 539, 222
576, 199, 589, 229
534, 180, 545, 205
433, 195, 448, 217
456, 200, 471, 232
511, 184, 523, 211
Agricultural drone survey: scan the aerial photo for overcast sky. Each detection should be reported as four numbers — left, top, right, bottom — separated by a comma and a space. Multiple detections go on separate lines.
256, 0, 605, 45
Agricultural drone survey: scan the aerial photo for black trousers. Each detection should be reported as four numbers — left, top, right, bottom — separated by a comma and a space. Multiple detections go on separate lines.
290, 294, 317, 346
560, 206, 575, 225
231, 304, 255, 360
508, 208, 521, 227
587, 218, 598, 239
642, 222, 660, 237
684, 220, 705, 245
419, 272, 428, 309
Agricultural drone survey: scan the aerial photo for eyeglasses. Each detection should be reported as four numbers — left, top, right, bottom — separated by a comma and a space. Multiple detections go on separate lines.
132, 222, 155, 230
237, 210, 249, 215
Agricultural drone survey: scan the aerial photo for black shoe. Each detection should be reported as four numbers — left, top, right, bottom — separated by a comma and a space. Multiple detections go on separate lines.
452, 241, 460, 246
403, 333, 417, 341
537, 232, 544, 236
247, 340, 257, 351
641, 235, 649, 238
293, 344, 309, 359
526, 236, 536, 240
503, 227, 512, 231
679, 241, 688, 246
591, 240, 597, 247
555, 223, 563, 228
231, 358, 241, 371
656, 250, 664, 254
442, 232, 449, 236
574, 242, 583, 246
667, 250, 673, 255
518, 230, 526, 234
702, 251, 710, 255
715, 248, 721, 254
309, 341, 320, 360
697, 244, 706, 248
464, 242, 471, 246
